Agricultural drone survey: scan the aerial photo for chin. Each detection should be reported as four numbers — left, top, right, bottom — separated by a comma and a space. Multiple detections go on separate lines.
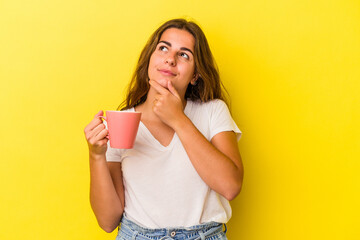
155, 79, 169, 89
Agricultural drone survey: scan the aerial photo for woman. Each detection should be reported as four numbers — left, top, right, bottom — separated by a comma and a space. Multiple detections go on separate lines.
84, 18, 243, 240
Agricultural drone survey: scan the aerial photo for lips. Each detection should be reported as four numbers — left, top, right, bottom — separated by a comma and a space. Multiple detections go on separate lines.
158, 69, 176, 76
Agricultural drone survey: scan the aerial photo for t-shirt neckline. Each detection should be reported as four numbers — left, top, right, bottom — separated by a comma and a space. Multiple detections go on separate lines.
130, 100, 192, 151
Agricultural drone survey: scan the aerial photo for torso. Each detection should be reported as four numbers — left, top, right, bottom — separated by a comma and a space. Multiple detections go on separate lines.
106, 99, 240, 228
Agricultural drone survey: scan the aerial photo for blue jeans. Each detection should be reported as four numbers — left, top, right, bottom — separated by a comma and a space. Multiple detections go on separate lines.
115, 215, 228, 240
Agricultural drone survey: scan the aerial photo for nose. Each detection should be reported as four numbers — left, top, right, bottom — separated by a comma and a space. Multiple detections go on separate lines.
165, 54, 176, 66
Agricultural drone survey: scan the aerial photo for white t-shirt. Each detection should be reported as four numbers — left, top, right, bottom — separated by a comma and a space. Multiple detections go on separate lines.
106, 99, 241, 228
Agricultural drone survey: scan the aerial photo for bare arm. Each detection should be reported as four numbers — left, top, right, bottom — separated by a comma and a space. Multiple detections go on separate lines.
150, 80, 244, 200
85, 111, 124, 232
174, 117, 243, 200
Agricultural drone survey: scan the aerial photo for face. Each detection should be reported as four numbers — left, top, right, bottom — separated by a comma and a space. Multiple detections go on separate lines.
148, 28, 197, 97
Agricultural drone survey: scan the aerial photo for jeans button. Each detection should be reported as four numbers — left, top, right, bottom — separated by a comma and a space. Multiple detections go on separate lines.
170, 231, 176, 237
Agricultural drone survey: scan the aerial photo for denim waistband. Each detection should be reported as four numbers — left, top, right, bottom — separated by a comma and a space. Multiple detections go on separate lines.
118, 215, 227, 240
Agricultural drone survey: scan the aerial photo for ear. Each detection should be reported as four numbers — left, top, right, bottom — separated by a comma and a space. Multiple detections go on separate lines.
190, 73, 200, 85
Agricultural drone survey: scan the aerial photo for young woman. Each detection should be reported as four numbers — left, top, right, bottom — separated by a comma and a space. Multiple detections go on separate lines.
84, 18, 243, 240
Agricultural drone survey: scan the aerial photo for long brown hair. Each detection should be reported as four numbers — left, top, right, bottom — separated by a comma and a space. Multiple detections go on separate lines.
118, 18, 229, 110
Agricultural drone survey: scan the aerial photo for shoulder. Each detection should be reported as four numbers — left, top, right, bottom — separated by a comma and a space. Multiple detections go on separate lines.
189, 99, 228, 110
185, 99, 231, 123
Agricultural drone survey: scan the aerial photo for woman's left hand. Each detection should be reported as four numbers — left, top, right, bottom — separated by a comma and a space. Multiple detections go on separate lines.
149, 79, 186, 128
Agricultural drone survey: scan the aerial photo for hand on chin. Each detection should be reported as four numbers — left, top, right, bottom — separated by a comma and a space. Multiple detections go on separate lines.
153, 78, 170, 89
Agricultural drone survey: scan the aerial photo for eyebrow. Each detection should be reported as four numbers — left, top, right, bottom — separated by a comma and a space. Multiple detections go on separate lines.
159, 41, 194, 56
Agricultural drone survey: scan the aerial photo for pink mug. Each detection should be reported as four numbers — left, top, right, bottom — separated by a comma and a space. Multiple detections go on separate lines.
100, 111, 141, 149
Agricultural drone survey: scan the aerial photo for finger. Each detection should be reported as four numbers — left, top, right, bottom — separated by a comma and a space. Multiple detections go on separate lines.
94, 128, 109, 142
85, 119, 102, 134
97, 138, 108, 147
167, 81, 180, 99
154, 93, 164, 102
95, 110, 103, 117
153, 98, 158, 106
85, 111, 104, 133
149, 79, 169, 95
87, 122, 106, 141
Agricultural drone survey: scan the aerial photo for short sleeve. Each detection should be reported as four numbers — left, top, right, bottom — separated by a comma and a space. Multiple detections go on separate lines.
105, 141, 123, 162
208, 100, 242, 141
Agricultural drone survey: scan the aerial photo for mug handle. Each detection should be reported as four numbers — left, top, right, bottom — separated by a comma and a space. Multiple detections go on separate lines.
98, 116, 107, 121
98, 116, 110, 139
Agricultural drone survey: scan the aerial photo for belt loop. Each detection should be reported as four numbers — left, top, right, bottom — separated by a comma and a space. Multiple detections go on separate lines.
223, 223, 227, 233
198, 230, 205, 240
131, 230, 139, 240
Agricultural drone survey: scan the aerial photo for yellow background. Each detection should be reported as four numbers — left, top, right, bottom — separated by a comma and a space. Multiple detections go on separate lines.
1, 0, 359, 239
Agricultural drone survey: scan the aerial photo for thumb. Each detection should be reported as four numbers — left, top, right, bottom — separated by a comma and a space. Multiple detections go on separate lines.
167, 81, 180, 99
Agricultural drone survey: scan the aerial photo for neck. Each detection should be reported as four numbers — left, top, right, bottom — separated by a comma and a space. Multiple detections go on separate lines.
136, 88, 187, 122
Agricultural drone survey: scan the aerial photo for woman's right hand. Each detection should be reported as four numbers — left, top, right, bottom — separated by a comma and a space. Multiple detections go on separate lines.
84, 110, 109, 157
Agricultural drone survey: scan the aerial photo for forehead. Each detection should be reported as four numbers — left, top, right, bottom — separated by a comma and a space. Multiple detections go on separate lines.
159, 28, 195, 51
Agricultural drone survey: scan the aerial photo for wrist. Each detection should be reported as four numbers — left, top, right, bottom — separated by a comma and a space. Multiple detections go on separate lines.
89, 152, 106, 162
172, 114, 191, 132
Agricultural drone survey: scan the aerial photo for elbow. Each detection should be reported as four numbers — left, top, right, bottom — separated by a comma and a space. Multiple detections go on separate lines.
101, 225, 116, 233
224, 181, 243, 201
225, 167, 244, 201
96, 211, 123, 233
224, 187, 241, 201
99, 221, 120, 233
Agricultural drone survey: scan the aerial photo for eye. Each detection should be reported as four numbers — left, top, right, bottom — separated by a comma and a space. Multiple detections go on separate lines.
159, 46, 168, 52
179, 52, 189, 59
